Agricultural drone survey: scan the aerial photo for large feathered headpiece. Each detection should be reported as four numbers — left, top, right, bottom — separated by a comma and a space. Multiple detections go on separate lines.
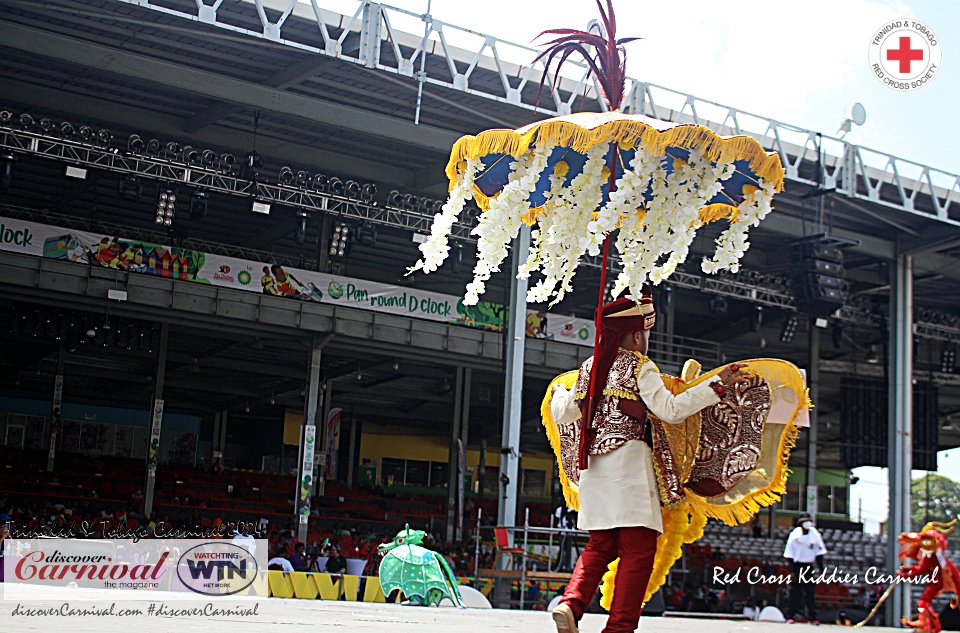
534, 0, 639, 111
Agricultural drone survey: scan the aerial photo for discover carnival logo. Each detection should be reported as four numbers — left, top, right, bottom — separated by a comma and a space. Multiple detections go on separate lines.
869, 18, 941, 92
3, 538, 267, 600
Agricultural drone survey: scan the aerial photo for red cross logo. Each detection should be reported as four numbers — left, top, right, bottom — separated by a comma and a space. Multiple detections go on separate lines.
886, 36, 924, 73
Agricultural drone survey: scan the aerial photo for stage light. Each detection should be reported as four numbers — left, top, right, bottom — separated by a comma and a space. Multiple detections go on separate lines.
146, 139, 161, 155
296, 171, 310, 188
201, 150, 217, 167
18, 114, 33, 129
361, 183, 377, 203
241, 151, 262, 181
0, 111, 11, 124
219, 153, 235, 173
312, 174, 328, 191
942, 345, 956, 373
345, 180, 361, 199
329, 221, 350, 257
183, 146, 200, 165
357, 222, 377, 247
127, 134, 144, 154
39, 118, 54, 133
1, 153, 16, 190
60, 122, 75, 139
387, 190, 404, 207
97, 129, 113, 146
431, 200, 444, 213
295, 210, 309, 244
779, 314, 799, 343
709, 295, 728, 315
452, 241, 463, 274
328, 177, 344, 196
402, 194, 419, 211
278, 166, 294, 186
190, 190, 208, 221
78, 126, 93, 143
750, 305, 763, 332
251, 200, 271, 214
156, 188, 177, 226
117, 175, 142, 201
65, 166, 87, 180
165, 142, 180, 157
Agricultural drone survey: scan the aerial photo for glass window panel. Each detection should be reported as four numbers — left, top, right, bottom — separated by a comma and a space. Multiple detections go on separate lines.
833, 486, 848, 516
381, 458, 405, 487
405, 460, 430, 486
430, 462, 449, 489
521, 469, 546, 497
818, 485, 831, 514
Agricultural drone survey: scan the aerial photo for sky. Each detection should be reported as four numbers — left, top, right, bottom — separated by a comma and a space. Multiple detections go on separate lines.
313, 0, 960, 178
308, 0, 960, 530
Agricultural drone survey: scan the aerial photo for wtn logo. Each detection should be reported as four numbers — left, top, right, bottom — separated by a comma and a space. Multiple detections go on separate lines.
185, 559, 251, 581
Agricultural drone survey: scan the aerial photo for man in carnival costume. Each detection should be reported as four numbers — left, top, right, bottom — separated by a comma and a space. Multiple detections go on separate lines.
549, 285, 749, 633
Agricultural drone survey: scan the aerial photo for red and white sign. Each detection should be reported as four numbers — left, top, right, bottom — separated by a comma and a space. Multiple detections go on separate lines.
869, 19, 941, 92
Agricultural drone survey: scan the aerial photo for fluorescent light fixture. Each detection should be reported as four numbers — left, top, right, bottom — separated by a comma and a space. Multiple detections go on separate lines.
65, 166, 87, 179
251, 200, 271, 214
815, 317, 829, 328
412, 233, 428, 244
107, 289, 128, 302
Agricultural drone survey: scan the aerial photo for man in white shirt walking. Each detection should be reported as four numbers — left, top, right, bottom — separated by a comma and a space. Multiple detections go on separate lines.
783, 513, 827, 624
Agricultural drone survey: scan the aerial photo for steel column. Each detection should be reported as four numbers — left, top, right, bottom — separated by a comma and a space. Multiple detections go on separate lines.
46, 346, 65, 472
447, 366, 465, 543
298, 335, 324, 543
806, 319, 820, 517
498, 225, 530, 531
143, 322, 169, 519
886, 254, 913, 627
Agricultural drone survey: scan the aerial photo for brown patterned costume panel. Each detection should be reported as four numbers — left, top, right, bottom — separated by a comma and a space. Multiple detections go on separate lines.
574, 352, 649, 456
685, 375, 770, 498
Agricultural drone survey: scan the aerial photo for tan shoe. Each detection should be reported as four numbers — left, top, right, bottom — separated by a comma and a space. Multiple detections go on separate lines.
552, 603, 579, 633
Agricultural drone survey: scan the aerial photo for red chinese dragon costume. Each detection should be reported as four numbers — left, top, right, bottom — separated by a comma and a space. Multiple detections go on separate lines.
897, 519, 960, 633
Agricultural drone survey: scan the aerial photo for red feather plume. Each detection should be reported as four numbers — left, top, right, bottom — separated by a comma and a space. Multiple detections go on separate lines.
533, 0, 639, 111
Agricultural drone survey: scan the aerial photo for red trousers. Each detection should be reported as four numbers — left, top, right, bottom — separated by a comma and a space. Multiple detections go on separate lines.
560, 526, 658, 633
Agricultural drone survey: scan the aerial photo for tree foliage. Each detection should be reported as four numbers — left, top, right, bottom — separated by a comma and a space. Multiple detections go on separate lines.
912, 473, 960, 537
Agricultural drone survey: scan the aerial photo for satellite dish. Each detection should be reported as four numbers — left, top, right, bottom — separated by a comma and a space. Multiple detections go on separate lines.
850, 103, 866, 126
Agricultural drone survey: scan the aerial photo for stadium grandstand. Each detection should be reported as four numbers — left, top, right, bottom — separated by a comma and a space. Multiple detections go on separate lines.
1, 0, 959, 619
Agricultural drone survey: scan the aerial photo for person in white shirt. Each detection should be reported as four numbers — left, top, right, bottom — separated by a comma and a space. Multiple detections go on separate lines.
267, 552, 294, 573
783, 513, 827, 624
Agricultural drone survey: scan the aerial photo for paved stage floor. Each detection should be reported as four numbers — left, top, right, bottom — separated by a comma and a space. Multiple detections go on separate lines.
1, 587, 902, 633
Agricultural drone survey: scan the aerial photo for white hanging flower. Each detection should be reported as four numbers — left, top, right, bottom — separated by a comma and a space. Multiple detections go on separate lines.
408, 157, 482, 275
464, 141, 554, 305
701, 180, 776, 274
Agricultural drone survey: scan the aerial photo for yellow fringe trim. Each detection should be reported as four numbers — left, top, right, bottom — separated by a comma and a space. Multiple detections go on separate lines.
541, 371, 581, 511
445, 115, 785, 211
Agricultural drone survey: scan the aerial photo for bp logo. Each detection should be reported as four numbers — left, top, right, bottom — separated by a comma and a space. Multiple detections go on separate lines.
237, 270, 252, 285
578, 327, 590, 340
328, 280, 344, 299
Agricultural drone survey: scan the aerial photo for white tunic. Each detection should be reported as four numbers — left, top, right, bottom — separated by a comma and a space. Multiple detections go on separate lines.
552, 359, 720, 532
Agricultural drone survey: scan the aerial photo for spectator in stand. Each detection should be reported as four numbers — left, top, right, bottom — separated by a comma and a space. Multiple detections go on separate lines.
743, 598, 760, 620
751, 516, 763, 538
289, 543, 310, 572
267, 550, 294, 572
325, 545, 347, 574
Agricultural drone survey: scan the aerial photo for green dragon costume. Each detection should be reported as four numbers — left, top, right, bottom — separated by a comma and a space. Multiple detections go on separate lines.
377, 525, 465, 608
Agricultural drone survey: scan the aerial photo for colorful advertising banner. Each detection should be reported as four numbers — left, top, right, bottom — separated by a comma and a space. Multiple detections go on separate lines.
298, 424, 317, 523
0, 217, 597, 345
146, 398, 164, 471
325, 407, 342, 481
